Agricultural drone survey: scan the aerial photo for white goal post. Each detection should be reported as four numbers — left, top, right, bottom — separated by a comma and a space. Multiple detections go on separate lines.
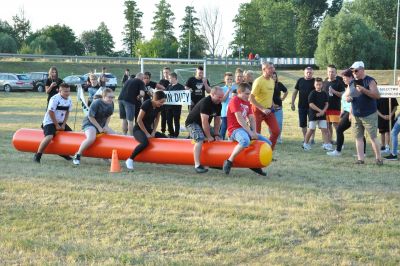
140, 58, 207, 77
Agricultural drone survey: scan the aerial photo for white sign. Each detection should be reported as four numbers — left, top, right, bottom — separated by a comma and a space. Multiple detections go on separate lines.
76, 85, 89, 115
378, 85, 400, 98
164, 90, 191, 105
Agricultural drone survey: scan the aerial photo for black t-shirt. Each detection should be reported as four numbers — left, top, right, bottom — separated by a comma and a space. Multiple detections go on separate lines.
185, 77, 210, 105
144, 81, 157, 101
118, 78, 145, 105
295, 77, 315, 109
122, 74, 129, 85
46, 78, 63, 102
159, 79, 170, 89
134, 99, 162, 133
377, 98, 398, 115
308, 90, 328, 121
273, 82, 288, 107
185, 95, 222, 127
322, 77, 345, 111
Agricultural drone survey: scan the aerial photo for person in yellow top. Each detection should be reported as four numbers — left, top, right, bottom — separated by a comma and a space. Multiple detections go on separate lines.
250, 61, 280, 149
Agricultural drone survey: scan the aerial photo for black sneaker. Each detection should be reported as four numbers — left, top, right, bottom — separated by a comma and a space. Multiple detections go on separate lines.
249, 168, 267, 176
60, 155, 72, 161
195, 165, 208, 174
380, 146, 386, 151
384, 154, 398, 161
72, 154, 81, 166
33, 153, 41, 163
223, 160, 232, 175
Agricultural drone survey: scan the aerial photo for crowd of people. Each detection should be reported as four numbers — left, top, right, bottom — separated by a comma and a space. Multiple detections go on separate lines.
32, 61, 400, 174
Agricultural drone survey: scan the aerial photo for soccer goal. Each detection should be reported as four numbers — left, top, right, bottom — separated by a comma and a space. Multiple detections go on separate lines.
140, 57, 207, 81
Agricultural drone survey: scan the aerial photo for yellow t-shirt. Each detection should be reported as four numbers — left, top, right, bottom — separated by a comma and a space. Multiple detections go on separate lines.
251, 76, 274, 108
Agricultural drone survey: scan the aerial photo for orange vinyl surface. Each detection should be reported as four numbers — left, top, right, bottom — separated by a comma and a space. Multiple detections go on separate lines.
12, 128, 272, 168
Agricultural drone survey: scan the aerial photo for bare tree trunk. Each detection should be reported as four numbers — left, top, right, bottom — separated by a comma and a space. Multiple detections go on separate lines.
200, 7, 222, 57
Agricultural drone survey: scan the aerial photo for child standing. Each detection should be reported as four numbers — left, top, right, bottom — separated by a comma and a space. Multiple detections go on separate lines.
303, 77, 331, 151
219, 72, 234, 139
33, 83, 73, 163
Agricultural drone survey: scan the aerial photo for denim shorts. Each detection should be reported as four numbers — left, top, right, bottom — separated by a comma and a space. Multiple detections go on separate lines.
118, 100, 135, 121
230, 128, 271, 147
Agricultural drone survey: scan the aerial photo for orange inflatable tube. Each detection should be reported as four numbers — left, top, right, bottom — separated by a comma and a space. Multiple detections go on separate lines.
12, 128, 272, 168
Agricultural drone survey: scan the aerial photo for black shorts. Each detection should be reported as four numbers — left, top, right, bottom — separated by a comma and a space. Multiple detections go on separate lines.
298, 108, 309, 128
43, 123, 72, 136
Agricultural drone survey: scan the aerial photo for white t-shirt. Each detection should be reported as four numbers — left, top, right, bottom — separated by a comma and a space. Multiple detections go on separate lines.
43, 94, 73, 126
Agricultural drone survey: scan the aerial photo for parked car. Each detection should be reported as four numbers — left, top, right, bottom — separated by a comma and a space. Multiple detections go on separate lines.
82, 73, 118, 91
63, 75, 87, 92
0, 73, 33, 92
28, 72, 48, 92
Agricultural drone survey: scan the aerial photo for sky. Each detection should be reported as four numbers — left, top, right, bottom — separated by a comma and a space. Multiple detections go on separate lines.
0, 0, 250, 54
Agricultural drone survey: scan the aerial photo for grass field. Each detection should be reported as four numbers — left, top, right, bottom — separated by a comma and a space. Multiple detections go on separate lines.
1, 64, 400, 264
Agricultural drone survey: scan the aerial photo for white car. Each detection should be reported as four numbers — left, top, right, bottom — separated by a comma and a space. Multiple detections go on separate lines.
82, 73, 118, 91
0, 73, 33, 92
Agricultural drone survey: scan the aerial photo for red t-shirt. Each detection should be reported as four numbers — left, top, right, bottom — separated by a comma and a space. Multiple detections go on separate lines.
227, 96, 253, 136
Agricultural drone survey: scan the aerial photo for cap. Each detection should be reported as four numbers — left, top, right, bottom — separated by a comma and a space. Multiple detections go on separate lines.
350, 61, 365, 69
341, 69, 353, 77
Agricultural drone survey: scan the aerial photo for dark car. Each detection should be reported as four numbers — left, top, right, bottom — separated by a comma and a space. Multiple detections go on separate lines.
28, 72, 48, 92
63, 75, 88, 92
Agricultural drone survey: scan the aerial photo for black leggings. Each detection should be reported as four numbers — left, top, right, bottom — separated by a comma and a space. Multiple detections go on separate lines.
166, 106, 182, 137
130, 129, 166, 160
336, 111, 366, 153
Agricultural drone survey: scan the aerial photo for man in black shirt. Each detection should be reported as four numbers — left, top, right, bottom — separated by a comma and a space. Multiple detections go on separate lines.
185, 86, 224, 173
185, 66, 211, 111
165, 72, 184, 138
122, 68, 130, 86
159, 67, 171, 134
291, 66, 316, 143
322, 65, 345, 144
118, 73, 145, 136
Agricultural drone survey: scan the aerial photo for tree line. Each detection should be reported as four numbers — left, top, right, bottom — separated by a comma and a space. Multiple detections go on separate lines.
0, 0, 398, 69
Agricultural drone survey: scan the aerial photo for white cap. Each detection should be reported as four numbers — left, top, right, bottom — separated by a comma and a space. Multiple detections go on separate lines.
350, 61, 365, 69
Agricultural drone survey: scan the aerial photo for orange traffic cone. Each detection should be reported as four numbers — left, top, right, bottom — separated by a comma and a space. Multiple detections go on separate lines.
110, 149, 121, 173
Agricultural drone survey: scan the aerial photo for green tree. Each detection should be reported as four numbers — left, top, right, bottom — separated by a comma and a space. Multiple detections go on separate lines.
95, 22, 115, 56
137, 38, 178, 58
152, 0, 175, 40
39, 24, 83, 55
315, 11, 389, 69
28, 35, 61, 55
326, 0, 343, 17
122, 0, 143, 57
179, 6, 206, 58
0, 20, 14, 36
0, 33, 17, 53
292, 0, 328, 57
12, 8, 31, 47
80, 30, 97, 55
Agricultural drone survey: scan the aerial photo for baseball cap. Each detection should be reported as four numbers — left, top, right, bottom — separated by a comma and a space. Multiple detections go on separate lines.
350, 61, 365, 69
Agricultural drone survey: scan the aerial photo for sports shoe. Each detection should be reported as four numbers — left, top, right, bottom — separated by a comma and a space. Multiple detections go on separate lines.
125, 158, 134, 170
354, 160, 365, 165
384, 154, 398, 161
72, 154, 81, 165
376, 159, 383, 166
302, 143, 311, 151
195, 165, 208, 174
33, 153, 41, 163
327, 150, 341, 156
322, 143, 333, 151
223, 160, 233, 175
249, 168, 267, 176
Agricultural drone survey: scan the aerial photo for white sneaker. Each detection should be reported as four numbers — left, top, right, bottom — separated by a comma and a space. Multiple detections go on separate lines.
72, 154, 80, 165
125, 158, 134, 170
327, 150, 341, 156
303, 143, 311, 151
323, 143, 333, 151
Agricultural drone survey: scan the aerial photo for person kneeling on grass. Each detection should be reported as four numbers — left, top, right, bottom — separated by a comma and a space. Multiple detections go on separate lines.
223, 83, 270, 176
72, 88, 116, 165
125, 90, 167, 170
302, 77, 332, 151
34, 83, 73, 163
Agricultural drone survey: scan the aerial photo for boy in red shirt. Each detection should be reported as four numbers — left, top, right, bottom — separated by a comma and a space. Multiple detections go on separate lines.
223, 83, 271, 176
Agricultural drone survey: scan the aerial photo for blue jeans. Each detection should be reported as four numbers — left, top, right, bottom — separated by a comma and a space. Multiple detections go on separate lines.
391, 118, 400, 155
220, 117, 228, 140
274, 109, 283, 141
230, 128, 272, 147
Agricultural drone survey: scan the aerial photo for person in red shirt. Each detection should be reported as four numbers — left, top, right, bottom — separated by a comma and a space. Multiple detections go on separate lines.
223, 82, 271, 176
